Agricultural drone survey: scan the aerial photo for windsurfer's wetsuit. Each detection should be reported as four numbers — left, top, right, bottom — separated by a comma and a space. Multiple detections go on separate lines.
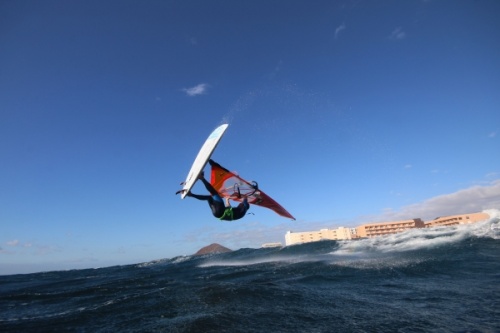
187, 177, 249, 221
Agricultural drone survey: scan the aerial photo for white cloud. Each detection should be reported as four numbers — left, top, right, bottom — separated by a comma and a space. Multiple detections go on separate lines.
488, 131, 497, 138
183, 83, 208, 97
335, 23, 346, 39
2, 239, 60, 256
377, 180, 500, 221
181, 180, 500, 252
486, 172, 499, 179
404, 164, 412, 169
6, 240, 19, 247
390, 27, 406, 40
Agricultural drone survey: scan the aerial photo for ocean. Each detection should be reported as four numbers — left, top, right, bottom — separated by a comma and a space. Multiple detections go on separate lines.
1, 214, 499, 333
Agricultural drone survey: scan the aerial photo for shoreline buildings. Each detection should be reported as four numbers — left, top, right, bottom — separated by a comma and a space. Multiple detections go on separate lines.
285, 212, 490, 246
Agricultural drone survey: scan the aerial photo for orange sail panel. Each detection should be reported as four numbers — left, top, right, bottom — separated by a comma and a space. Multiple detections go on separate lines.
209, 160, 295, 220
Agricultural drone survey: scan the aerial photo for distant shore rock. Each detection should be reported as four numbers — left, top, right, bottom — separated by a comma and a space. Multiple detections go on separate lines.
195, 243, 232, 256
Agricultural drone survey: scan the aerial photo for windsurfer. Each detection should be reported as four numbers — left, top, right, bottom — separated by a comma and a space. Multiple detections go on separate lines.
186, 172, 250, 221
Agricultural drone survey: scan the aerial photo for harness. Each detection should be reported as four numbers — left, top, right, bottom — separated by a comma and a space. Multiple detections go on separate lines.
219, 207, 234, 221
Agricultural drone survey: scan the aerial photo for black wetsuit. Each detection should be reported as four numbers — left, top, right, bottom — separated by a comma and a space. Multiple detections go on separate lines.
188, 177, 249, 221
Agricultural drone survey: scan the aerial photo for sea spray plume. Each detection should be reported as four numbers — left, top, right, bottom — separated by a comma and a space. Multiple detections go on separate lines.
336, 214, 497, 256
471, 209, 500, 239
221, 89, 260, 126
199, 213, 500, 270
326, 212, 499, 271
139, 212, 500, 273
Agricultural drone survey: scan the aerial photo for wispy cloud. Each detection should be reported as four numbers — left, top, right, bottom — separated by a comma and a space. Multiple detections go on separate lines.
390, 27, 406, 40
488, 131, 497, 138
486, 172, 499, 179
183, 83, 208, 97
335, 23, 346, 39
6, 240, 19, 247
2, 239, 60, 256
185, 180, 500, 249
376, 179, 500, 221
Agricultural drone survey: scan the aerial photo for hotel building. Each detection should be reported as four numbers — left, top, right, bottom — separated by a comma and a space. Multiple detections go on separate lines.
356, 218, 425, 238
424, 212, 490, 228
285, 212, 490, 246
285, 227, 356, 246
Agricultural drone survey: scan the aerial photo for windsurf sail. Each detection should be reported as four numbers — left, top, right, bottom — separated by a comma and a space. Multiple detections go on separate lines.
209, 160, 295, 220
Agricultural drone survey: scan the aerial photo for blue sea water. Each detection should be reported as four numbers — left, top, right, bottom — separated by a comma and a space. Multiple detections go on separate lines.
1, 214, 499, 333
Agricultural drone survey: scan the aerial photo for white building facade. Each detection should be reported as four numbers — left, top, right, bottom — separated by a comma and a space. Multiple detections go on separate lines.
285, 227, 356, 246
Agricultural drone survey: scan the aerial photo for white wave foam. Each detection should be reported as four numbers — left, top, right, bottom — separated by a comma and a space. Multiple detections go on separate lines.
478, 209, 500, 239
199, 256, 297, 268
137, 255, 192, 268
335, 209, 500, 255
197, 210, 500, 269
171, 255, 192, 264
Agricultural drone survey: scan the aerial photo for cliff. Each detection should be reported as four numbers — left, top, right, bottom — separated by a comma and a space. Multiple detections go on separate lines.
195, 243, 232, 256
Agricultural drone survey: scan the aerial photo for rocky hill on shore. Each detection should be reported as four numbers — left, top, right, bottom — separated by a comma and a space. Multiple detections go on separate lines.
194, 243, 232, 255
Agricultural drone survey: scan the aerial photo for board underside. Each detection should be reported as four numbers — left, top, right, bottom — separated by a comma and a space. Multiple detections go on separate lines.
180, 124, 228, 199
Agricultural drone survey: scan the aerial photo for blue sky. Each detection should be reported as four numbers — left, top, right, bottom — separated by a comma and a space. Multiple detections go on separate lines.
1, 0, 499, 275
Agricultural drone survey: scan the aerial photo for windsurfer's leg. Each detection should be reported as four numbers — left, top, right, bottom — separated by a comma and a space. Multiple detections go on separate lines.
199, 177, 219, 196
209, 197, 225, 218
186, 192, 210, 201
187, 190, 225, 218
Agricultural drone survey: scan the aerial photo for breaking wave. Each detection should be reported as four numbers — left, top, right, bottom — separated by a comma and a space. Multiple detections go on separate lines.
1, 210, 499, 332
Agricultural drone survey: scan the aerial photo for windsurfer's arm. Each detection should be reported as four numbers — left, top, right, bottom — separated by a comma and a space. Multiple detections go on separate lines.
224, 197, 231, 207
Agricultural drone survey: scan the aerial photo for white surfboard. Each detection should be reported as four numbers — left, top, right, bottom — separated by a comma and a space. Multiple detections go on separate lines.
179, 123, 229, 199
